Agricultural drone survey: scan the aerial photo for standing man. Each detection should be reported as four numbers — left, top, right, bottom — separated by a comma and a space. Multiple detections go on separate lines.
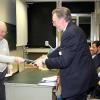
0, 21, 24, 100
34, 7, 97, 100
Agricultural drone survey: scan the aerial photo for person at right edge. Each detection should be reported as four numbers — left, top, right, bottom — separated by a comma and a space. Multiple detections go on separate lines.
34, 7, 98, 100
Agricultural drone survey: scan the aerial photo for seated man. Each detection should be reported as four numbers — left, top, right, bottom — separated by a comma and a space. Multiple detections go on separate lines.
90, 41, 100, 98
90, 41, 100, 69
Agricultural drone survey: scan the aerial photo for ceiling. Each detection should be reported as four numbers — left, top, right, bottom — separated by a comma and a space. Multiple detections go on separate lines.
24, 0, 99, 2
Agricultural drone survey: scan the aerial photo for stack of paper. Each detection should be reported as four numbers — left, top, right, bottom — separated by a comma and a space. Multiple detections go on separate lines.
38, 76, 57, 86
5, 73, 13, 77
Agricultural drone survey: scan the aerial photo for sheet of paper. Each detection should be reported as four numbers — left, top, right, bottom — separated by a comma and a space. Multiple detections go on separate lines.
42, 76, 57, 82
5, 73, 13, 77
38, 81, 56, 86
38, 76, 57, 86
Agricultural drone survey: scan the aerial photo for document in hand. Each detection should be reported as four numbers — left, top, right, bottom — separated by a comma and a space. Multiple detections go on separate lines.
38, 76, 57, 86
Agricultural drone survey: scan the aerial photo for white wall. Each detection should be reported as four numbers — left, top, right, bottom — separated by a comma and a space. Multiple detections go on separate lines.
91, 1, 100, 41
16, 0, 28, 46
0, 0, 16, 25
0, 0, 28, 46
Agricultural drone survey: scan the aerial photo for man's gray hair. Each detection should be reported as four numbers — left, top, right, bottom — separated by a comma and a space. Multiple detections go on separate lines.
52, 7, 72, 21
0, 21, 7, 30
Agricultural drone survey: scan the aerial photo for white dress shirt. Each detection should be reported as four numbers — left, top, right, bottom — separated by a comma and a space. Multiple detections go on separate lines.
0, 39, 9, 72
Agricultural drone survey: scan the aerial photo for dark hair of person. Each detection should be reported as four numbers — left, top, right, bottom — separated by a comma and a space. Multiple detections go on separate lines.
92, 41, 100, 47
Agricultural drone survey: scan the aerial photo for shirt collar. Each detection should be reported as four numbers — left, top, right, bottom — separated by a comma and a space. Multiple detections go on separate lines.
92, 54, 96, 59
63, 21, 71, 32
63, 23, 67, 32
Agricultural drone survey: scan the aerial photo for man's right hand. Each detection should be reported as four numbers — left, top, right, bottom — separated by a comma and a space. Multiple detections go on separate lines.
15, 57, 25, 63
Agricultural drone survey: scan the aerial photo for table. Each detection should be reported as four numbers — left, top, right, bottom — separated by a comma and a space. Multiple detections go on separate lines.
5, 69, 58, 100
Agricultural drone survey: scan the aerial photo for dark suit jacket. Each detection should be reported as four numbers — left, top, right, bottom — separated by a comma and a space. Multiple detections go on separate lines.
93, 53, 100, 69
47, 47, 60, 58
45, 21, 97, 98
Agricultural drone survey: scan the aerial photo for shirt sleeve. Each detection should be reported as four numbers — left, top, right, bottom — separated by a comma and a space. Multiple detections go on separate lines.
45, 32, 79, 69
0, 55, 16, 63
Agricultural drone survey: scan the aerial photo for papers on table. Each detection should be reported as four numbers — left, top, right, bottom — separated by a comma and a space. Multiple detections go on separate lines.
42, 76, 57, 82
38, 82, 56, 86
38, 76, 57, 86
5, 73, 13, 77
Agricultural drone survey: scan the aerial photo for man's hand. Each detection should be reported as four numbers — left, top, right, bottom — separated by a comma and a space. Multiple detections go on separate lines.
15, 57, 25, 63
33, 59, 46, 69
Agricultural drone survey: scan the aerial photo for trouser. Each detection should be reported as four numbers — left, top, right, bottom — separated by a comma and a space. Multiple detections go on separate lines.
0, 68, 7, 100
62, 92, 87, 100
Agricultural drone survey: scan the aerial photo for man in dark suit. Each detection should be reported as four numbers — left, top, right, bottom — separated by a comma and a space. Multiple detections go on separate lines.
90, 41, 100, 69
34, 7, 97, 100
90, 41, 100, 98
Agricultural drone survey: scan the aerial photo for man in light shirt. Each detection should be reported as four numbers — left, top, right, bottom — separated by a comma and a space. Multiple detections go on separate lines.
0, 21, 24, 100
